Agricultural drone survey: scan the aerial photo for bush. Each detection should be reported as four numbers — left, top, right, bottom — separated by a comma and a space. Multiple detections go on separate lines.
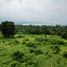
12, 51, 24, 62
61, 32, 67, 39
10, 61, 20, 67
26, 39, 29, 41
35, 37, 64, 45
63, 52, 67, 58
26, 42, 37, 48
23, 54, 38, 66
52, 46, 60, 54
2, 40, 5, 43
10, 40, 20, 45
49, 39, 64, 45
16, 35, 24, 38
22, 41, 27, 45
34, 49, 43, 55
14, 40, 20, 44
45, 52, 49, 55
29, 48, 43, 55
58, 40, 64, 45
35, 37, 45, 42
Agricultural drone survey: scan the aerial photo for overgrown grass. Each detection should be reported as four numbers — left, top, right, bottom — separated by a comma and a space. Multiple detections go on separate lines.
0, 34, 67, 67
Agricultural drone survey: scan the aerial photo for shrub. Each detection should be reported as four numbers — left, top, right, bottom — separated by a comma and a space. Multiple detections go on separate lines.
45, 52, 49, 55
23, 54, 38, 66
22, 41, 27, 45
2, 40, 5, 43
11, 40, 20, 45
12, 51, 24, 62
14, 40, 20, 44
35, 37, 45, 42
10, 61, 20, 67
29, 48, 35, 53
52, 46, 60, 54
26, 39, 29, 41
26, 42, 37, 48
63, 52, 67, 58
61, 32, 67, 39
48, 54, 51, 57
58, 40, 64, 45
34, 49, 43, 55
29, 48, 43, 55
49, 39, 64, 45
16, 35, 24, 38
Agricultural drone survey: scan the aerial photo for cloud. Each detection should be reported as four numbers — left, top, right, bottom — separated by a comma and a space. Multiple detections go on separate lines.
0, 0, 67, 25
6, 0, 23, 3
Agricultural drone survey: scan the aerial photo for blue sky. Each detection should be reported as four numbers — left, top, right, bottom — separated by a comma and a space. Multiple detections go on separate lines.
0, 0, 67, 25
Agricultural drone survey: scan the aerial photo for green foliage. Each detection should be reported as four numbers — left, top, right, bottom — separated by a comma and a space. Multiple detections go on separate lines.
23, 54, 38, 66
12, 51, 24, 62
29, 48, 43, 55
22, 41, 27, 45
25, 42, 37, 48
11, 51, 38, 67
35, 37, 45, 42
1, 21, 15, 38
49, 39, 65, 45
16, 35, 24, 38
10, 61, 20, 67
51, 46, 60, 54
15, 25, 67, 37
14, 40, 20, 44
61, 32, 67, 39
26, 39, 29, 41
0, 34, 67, 67
35, 37, 65, 46
63, 52, 67, 58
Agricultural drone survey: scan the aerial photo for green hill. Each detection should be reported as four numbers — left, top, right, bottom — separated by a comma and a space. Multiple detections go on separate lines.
0, 34, 67, 67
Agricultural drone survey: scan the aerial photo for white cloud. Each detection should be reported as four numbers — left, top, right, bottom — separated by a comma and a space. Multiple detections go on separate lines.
0, 0, 67, 25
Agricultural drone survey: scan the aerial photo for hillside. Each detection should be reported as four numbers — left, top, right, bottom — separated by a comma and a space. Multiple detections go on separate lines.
0, 34, 67, 67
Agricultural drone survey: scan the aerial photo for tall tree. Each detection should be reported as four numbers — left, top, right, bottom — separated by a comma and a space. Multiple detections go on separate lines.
1, 21, 15, 38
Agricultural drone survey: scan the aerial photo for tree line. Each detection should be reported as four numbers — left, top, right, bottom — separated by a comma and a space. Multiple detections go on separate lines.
0, 21, 67, 39
16, 24, 67, 39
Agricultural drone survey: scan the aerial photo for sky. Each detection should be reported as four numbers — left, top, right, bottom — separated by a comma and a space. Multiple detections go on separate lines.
0, 0, 67, 25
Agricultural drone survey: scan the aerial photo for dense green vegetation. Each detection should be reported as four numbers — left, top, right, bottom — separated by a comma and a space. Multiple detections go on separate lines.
16, 25, 67, 39
0, 33, 67, 67
0, 21, 67, 67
